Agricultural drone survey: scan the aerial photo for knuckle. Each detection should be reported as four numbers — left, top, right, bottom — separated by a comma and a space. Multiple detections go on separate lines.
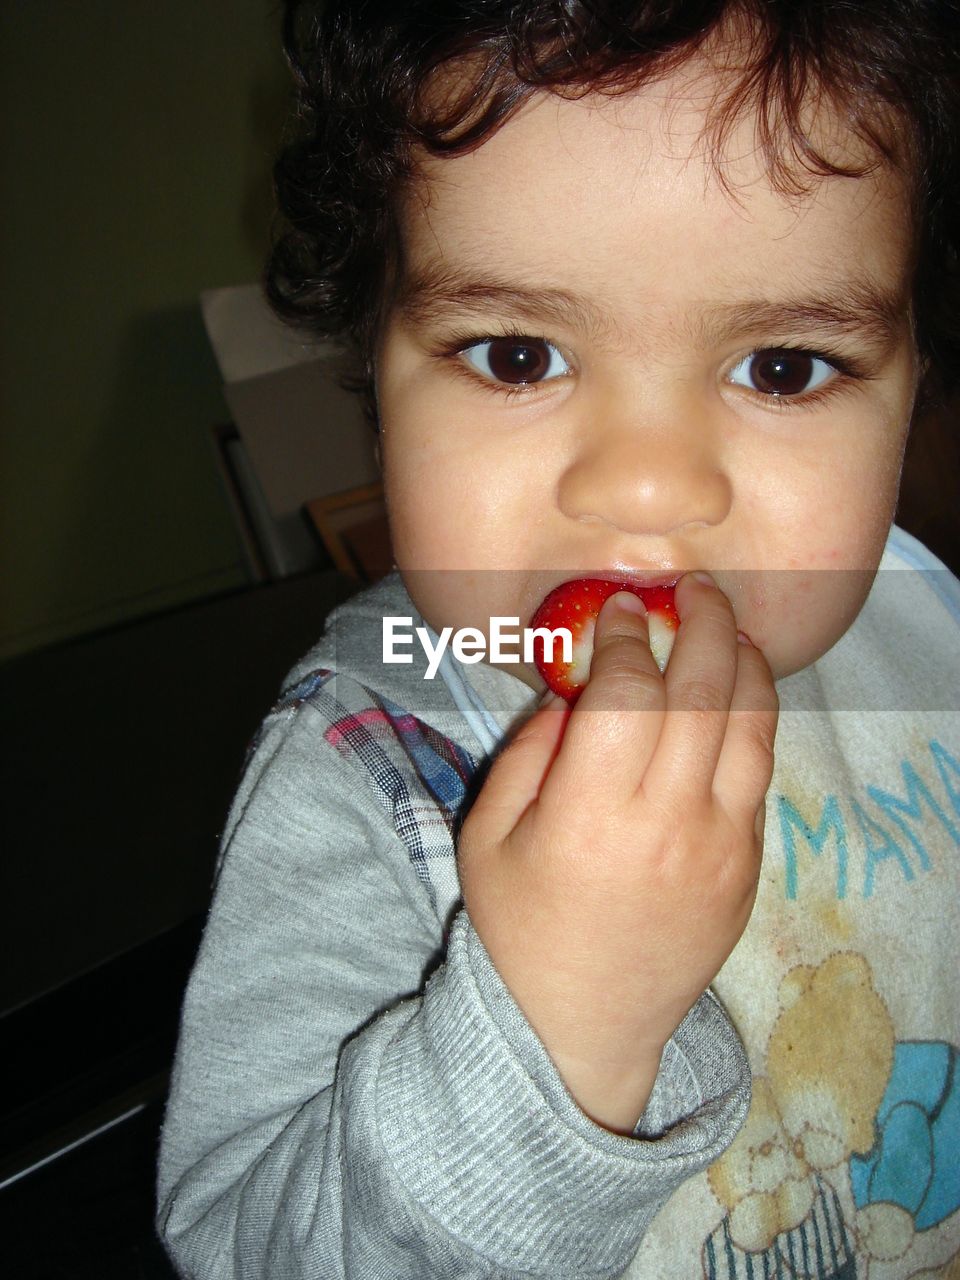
595, 616, 649, 652
733, 703, 777, 756
592, 633, 657, 678
672, 674, 727, 714
592, 655, 662, 700
690, 591, 738, 635
739, 720, 776, 777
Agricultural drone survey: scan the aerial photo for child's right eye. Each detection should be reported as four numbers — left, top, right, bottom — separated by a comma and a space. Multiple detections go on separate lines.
460, 336, 570, 386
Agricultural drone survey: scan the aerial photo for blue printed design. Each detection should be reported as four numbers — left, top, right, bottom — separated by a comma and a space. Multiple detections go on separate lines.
779, 793, 848, 900
931, 740, 960, 818
850, 1040, 960, 1231
777, 741, 959, 900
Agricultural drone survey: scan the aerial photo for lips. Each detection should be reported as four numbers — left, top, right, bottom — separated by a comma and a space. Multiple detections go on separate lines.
529, 576, 680, 702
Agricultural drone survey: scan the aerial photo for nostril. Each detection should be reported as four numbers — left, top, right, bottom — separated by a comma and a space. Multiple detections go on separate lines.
558, 457, 732, 537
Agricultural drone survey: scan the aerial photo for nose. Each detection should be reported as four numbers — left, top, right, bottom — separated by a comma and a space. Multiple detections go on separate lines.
556, 405, 732, 537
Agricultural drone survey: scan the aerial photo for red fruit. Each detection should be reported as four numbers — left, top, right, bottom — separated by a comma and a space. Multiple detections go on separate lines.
529, 578, 679, 703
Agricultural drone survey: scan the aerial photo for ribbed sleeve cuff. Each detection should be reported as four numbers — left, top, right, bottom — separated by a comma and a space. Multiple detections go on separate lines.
376, 912, 750, 1275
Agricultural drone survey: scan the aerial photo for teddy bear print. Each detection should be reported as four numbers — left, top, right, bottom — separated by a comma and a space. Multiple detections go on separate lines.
702, 953, 960, 1279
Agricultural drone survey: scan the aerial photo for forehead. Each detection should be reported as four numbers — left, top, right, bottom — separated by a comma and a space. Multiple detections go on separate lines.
396, 67, 914, 336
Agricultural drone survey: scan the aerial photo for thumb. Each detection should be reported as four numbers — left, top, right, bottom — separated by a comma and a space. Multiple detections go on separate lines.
466, 693, 569, 842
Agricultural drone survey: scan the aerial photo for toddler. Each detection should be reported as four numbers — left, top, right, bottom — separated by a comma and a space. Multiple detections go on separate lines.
158, 1, 960, 1275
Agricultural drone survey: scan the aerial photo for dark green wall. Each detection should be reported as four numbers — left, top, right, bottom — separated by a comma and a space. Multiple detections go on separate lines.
1, 2, 291, 657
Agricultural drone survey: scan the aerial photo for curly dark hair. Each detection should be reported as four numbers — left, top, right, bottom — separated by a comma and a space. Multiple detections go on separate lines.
266, 0, 960, 420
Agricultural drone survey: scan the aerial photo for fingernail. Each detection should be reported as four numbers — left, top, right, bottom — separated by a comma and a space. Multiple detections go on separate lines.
692, 571, 715, 587
610, 590, 647, 616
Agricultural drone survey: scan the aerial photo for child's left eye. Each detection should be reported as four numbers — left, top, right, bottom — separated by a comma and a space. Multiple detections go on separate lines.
728, 349, 835, 397
460, 337, 570, 385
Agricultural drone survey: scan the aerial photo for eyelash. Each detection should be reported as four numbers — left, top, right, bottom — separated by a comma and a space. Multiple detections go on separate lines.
433, 330, 872, 407
435, 327, 566, 400
739, 347, 872, 411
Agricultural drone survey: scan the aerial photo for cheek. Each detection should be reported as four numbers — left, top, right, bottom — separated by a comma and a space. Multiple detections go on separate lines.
746, 569, 877, 678
736, 431, 907, 676
386, 455, 513, 573
759, 410, 906, 569
380, 419, 473, 569
381, 416, 538, 573
790, 486, 895, 572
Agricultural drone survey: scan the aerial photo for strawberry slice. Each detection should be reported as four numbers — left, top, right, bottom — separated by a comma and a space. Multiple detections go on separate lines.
529, 578, 679, 703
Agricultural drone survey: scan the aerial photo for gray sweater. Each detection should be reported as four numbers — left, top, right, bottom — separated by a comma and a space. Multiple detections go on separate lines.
156, 571, 751, 1278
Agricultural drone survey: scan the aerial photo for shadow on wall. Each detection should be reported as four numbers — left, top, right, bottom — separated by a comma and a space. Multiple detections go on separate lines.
36, 67, 296, 649
43, 303, 245, 648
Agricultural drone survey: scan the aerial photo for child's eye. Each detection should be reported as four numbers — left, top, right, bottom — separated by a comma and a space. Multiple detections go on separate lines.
728, 349, 835, 397
460, 336, 570, 385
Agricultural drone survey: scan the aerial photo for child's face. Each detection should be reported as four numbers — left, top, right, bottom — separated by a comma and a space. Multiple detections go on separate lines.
375, 62, 919, 686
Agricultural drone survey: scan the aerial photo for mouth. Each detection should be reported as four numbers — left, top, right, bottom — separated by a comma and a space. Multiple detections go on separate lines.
528, 568, 684, 610
601, 569, 683, 592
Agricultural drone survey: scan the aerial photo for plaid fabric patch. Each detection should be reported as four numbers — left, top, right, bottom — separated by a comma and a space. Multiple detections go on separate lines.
276, 668, 478, 918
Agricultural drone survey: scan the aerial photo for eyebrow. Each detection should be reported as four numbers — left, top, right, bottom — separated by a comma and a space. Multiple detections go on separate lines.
399, 267, 611, 339
697, 289, 906, 350
397, 265, 907, 350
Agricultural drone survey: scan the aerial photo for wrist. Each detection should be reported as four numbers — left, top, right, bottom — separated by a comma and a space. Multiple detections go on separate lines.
549, 1045, 667, 1135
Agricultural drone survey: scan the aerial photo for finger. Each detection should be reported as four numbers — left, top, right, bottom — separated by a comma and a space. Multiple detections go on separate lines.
712, 635, 779, 822
466, 693, 570, 843
645, 572, 739, 798
551, 591, 665, 797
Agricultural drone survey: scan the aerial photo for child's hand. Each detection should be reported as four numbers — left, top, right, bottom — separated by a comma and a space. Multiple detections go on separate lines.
456, 571, 778, 1133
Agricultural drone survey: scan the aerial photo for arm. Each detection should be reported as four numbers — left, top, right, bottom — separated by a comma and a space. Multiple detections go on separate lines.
157, 669, 752, 1279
